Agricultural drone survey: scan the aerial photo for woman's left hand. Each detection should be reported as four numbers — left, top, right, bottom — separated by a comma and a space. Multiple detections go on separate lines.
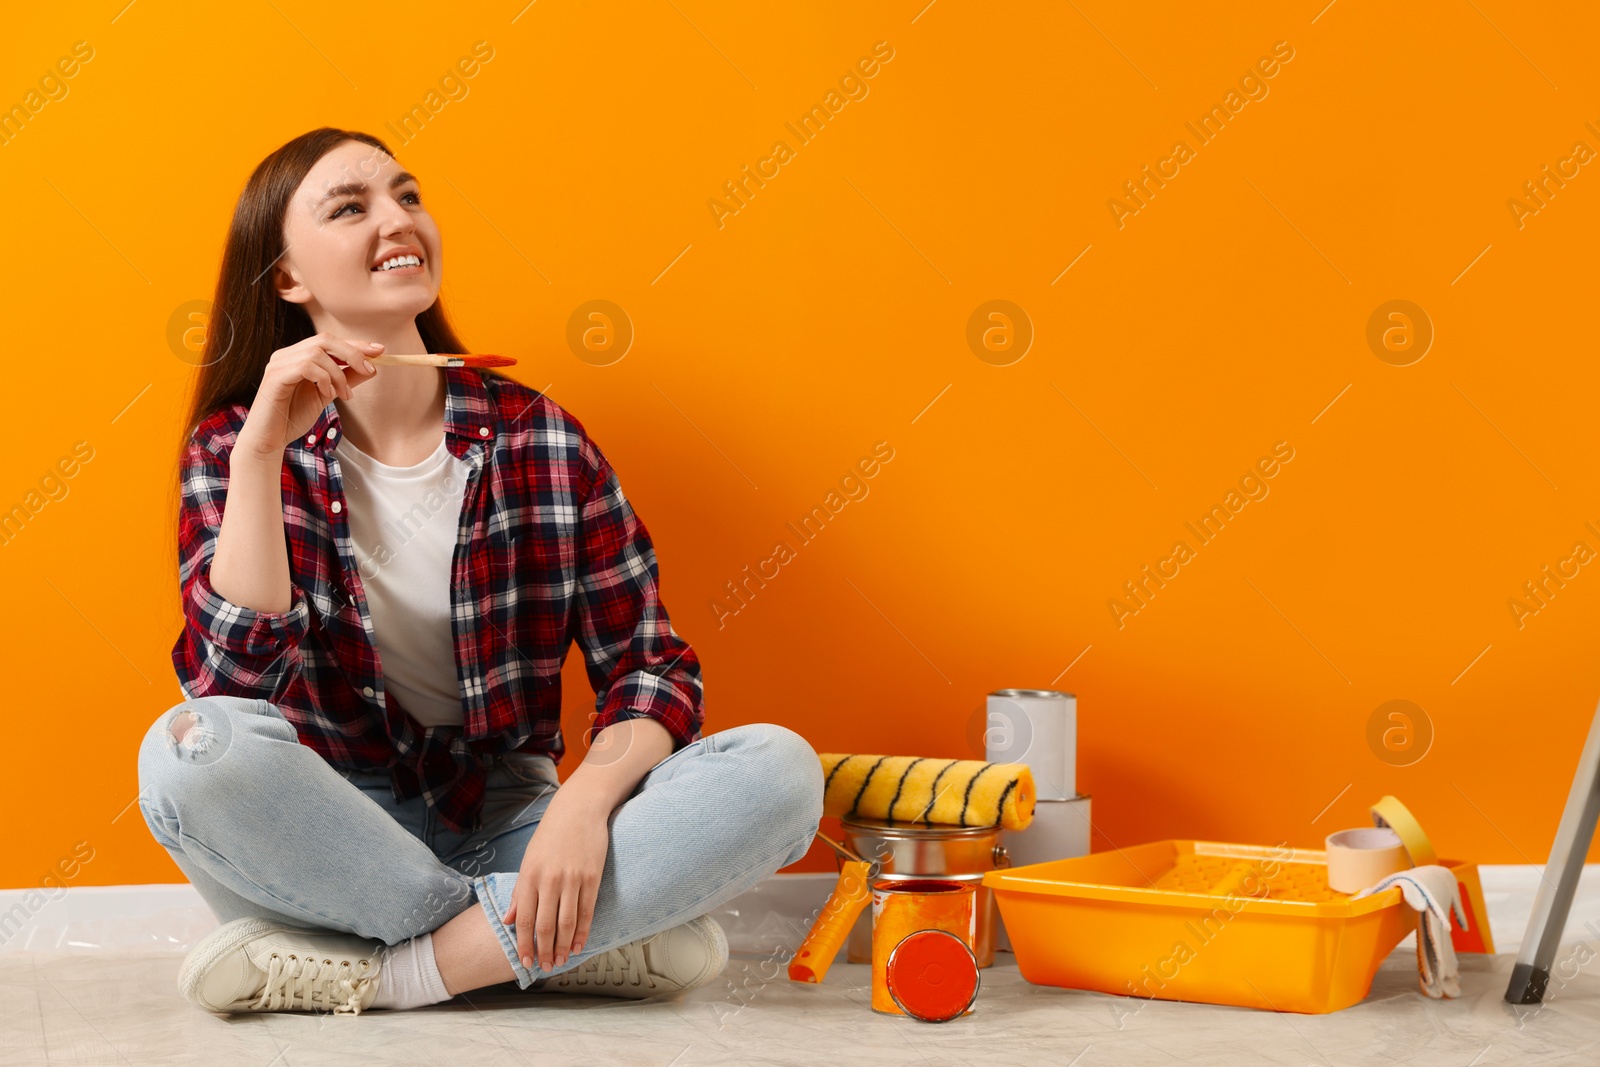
504, 797, 611, 973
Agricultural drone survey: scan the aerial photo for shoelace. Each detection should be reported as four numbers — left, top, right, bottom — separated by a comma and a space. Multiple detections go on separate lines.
253, 951, 379, 1015
545, 939, 653, 990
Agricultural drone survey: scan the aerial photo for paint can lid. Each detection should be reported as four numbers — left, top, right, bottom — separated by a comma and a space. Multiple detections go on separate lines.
885, 928, 981, 1021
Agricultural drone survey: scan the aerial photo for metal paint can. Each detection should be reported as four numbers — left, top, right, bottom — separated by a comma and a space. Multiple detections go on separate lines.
842, 816, 1007, 968
870, 877, 978, 1017
986, 687, 1076, 800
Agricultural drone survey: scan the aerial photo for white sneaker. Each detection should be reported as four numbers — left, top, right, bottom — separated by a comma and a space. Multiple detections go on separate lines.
177, 916, 384, 1015
531, 914, 728, 999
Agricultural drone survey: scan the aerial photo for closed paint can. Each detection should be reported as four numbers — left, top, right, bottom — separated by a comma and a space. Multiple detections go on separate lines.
870, 878, 978, 1017
986, 688, 1076, 800
994, 794, 1092, 953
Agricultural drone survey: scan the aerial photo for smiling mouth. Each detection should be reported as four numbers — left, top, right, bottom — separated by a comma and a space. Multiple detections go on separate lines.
372, 256, 425, 273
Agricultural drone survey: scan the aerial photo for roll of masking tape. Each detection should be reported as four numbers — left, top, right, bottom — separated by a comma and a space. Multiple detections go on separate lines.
1325, 827, 1410, 893
1369, 794, 1437, 867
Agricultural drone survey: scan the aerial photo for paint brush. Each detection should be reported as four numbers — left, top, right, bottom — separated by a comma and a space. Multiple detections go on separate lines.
366, 353, 518, 368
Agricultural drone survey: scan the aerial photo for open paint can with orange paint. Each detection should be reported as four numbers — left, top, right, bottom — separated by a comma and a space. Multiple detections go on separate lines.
870, 878, 981, 1020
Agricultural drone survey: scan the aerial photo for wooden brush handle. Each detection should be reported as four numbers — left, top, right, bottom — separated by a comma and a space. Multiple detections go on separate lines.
367, 353, 456, 367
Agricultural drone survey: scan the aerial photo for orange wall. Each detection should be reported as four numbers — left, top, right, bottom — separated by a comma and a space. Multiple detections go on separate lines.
3, 2, 1598, 898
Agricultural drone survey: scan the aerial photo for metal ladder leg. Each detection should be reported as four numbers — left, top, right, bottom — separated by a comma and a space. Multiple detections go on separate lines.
1506, 695, 1600, 1003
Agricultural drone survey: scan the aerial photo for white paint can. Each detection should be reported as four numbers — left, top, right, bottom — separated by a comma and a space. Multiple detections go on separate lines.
985, 688, 1076, 800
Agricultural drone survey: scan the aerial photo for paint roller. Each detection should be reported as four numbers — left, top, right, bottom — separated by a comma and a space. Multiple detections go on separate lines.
818, 753, 1037, 830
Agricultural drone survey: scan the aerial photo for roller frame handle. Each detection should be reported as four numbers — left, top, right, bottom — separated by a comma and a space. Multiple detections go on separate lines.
787, 860, 873, 984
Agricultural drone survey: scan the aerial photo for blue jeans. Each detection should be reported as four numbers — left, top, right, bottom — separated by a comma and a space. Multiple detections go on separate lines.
136, 695, 823, 990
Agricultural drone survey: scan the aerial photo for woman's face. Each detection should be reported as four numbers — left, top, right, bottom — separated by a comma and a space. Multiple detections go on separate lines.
275, 140, 441, 329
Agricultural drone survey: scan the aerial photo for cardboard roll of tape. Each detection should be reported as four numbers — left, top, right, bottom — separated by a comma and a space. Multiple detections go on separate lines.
1325, 827, 1410, 893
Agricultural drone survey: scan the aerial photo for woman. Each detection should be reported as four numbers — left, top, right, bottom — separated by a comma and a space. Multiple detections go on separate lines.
137, 127, 823, 1016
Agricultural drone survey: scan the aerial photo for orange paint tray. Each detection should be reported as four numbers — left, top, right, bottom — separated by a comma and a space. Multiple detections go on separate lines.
983, 839, 1441, 1014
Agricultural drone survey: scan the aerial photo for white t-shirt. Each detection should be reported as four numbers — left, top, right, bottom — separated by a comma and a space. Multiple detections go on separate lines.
336, 433, 471, 730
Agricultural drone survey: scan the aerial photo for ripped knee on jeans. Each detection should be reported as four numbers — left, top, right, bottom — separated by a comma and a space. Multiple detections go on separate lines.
169, 710, 212, 758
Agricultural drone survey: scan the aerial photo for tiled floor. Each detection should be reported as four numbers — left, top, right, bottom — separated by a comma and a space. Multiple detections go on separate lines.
3, 868, 1598, 1066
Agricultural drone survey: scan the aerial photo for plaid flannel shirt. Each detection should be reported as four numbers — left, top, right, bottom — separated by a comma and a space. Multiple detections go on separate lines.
171, 366, 705, 834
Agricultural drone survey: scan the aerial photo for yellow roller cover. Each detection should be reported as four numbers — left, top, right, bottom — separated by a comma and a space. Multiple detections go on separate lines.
818, 754, 1036, 830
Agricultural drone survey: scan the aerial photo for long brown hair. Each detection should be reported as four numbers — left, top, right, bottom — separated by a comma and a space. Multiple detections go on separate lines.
173, 128, 512, 542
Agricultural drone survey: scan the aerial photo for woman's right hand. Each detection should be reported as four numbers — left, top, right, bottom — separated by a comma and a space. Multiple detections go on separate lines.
237, 334, 383, 459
